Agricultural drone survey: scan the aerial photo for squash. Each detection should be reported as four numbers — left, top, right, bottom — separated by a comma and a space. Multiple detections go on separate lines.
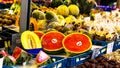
29, 17, 38, 31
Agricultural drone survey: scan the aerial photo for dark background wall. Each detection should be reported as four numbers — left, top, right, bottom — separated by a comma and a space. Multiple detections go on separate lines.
100, 0, 117, 5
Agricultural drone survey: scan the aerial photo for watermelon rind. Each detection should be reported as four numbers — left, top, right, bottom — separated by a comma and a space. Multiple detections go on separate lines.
35, 51, 50, 66
34, 31, 44, 38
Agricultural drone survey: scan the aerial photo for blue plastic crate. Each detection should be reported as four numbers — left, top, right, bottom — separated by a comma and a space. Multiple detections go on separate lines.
94, 40, 120, 56
25, 48, 43, 58
41, 56, 67, 68
98, 46, 107, 56
92, 40, 108, 46
113, 40, 120, 51
66, 50, 92, 67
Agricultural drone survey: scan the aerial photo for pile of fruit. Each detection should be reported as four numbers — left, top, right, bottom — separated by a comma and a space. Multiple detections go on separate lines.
24, 1, 120, 42
1, 46, 53, 67
78, 49, 120, 68
1, 47, 32, 66
0, 13, 16, 26
20, 30, 92, 57
104, 49, 120, 63
77, 56, 120, 68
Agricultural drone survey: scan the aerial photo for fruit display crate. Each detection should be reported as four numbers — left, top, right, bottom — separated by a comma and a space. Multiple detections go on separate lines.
92, 34, 120, 45
3, 55, 67, 68
113, 40, 120, 51
66, 50, 92, 67
92, 40, 108, 46
92, 40, 120, 55
41, 55, 67, 68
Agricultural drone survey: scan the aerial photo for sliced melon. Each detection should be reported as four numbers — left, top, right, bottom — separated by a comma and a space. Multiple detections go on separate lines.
34, 31, 44, 38
3, 55, 16, 66
35, 50, 50, 65
41, 31, 65, 54
63, 33, 92, 56
12, 46, 32, 65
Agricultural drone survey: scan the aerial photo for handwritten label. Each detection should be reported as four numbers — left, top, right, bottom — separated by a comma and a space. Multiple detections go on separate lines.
94, 13, 102, 21
106, 42, 114, 54
84, 17, 90, 22
91, 48, 100, 59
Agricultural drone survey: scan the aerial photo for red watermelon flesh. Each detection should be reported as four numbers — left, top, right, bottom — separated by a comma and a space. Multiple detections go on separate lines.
12, 46, 22, 59
36, 50, 50, 65
34, 31, 44, 38
12, 46, 32, 65
41, 31, 65, 51
63, 33, 92, 53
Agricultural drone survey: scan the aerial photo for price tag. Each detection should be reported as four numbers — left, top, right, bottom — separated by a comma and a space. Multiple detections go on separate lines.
91, 48, 100, 59
94, 13, 102, 21
84, 17, 90, 22
106, 42, 114, 54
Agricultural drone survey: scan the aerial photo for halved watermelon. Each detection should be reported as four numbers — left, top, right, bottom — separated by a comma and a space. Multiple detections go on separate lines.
34, 31, 44, 38
41, 31, 65, 54
63, 33, 92, 56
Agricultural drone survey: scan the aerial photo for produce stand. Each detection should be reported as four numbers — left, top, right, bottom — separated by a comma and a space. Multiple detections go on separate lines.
0, 0, 120, 68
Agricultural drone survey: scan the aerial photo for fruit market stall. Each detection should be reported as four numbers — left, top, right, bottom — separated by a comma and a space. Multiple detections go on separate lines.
0, 0, 120, 68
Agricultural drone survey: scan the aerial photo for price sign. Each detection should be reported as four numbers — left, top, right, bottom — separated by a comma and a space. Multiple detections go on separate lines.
91, 48, 100, 59
106, 42, 114, 54
94, 13, 102, 21
84, 17, 90, 22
